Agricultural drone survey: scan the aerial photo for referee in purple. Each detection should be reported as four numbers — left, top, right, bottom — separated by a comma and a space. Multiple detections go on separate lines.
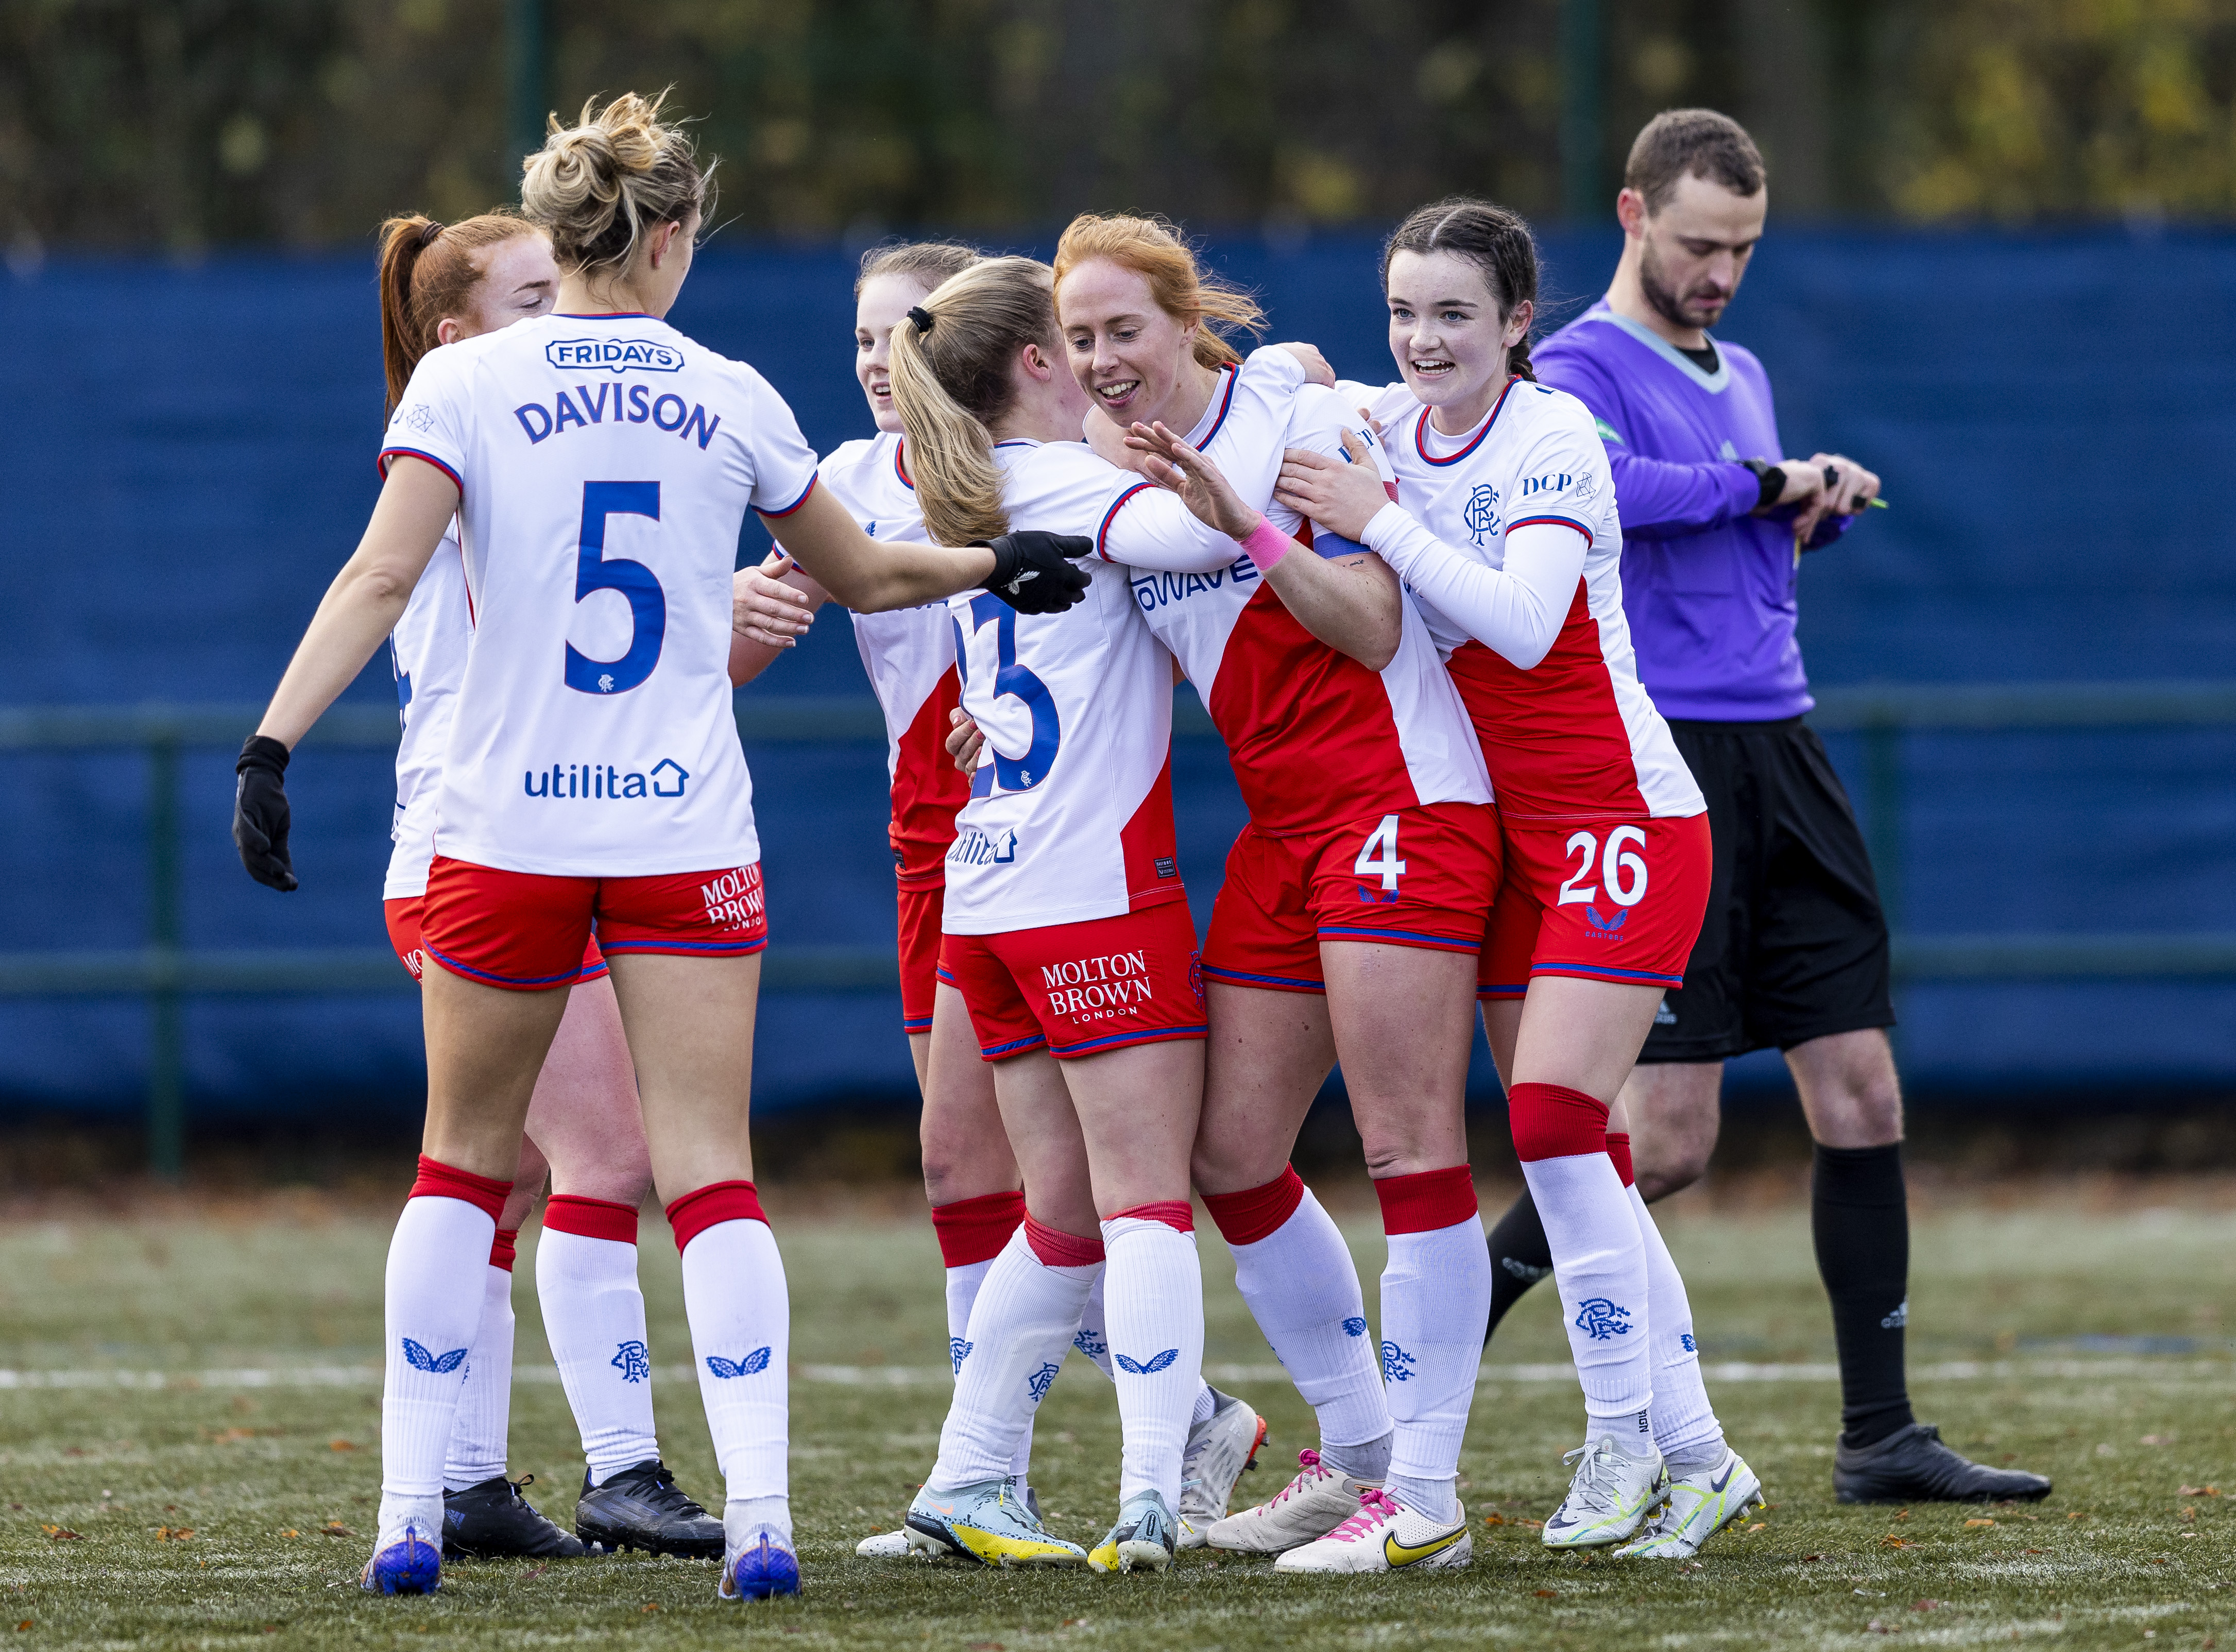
1477, 109, 2050, 1505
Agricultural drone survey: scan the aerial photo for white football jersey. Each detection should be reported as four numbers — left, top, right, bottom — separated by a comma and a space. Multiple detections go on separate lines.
941, 439, 1185, 934
380, 312, 819, 876
1344, 377, 1702, 822
383, 527, 472, 899
1097, 348, 1491, 833
813, 433, 968, 885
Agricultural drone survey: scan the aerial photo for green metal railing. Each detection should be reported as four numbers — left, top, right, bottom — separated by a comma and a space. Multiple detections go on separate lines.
3, 682, 2233, 1176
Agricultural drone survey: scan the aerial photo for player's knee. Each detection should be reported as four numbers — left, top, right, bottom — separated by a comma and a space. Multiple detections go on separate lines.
1633, 1142, 1710, 1202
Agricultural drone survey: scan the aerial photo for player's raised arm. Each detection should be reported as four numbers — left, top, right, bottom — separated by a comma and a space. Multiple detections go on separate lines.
1123, 417, 1401, 672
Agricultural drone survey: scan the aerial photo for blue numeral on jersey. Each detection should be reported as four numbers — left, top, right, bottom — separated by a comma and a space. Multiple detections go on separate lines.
565, 481, 665, 695
957, 593, 1061, 793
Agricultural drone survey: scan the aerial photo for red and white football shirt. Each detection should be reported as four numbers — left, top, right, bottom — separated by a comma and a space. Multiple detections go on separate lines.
1095, 347, 1491, 833
940, 440, 1185, 935
816, 432, 967, 888
384, 525, 471, 900
1350, 376, 1704, 824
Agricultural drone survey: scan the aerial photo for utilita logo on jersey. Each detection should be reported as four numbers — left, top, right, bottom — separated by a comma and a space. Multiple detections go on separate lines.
524, 759, 689, 799
947, 826, 1018, 866
544, 338, 684, 373
1042, 950, 1154, 1024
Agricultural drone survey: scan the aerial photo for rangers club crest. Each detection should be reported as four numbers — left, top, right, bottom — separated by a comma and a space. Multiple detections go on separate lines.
1573, 1298, 1634, 1341
1464, 483, 1501, 543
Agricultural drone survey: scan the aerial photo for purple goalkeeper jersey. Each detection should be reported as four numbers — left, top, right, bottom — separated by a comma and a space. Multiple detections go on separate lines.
1532, 299, 1854, 722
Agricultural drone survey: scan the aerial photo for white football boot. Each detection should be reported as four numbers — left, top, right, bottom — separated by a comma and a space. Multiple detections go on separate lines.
1203, 1448, 1379, 1555
1613, 1447, 1763, 1559
1175, 1388, 1269, 1547
1541, 1433, 1666, 1549
860, 1483, 1043, 1558
1272, 1487, 1472, 1574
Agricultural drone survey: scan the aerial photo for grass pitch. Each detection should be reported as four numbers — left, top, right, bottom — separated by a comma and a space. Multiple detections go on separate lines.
1, 1179, 2231, 1649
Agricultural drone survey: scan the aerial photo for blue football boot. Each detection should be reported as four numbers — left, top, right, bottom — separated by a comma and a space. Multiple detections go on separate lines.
362, 1517, 443, 1595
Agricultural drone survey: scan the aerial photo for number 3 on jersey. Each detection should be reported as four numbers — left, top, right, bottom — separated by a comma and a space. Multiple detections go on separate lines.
1557, 825, 1648, 907
566, 481, 665, 695
955, 594, 1061, 794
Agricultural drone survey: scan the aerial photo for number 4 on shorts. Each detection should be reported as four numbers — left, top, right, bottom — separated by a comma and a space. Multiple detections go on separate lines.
1355, 813, 1407, 892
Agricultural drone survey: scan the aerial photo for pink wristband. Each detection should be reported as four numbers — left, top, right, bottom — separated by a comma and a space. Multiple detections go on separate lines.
1237, 514, 1295, 572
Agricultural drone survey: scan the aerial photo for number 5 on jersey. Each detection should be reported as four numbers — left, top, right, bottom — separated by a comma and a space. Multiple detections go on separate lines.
1557, 824, 1649, 907
566, 482, 666, 695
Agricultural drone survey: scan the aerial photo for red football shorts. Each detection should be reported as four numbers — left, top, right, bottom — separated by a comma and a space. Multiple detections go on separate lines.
419, 855, 767, 992
1202, 802, 1500, 993
938, 902, 1207, 1061
384, 895, 607, 986
1478, 812, 1712, 999
896, 880, 945, 1035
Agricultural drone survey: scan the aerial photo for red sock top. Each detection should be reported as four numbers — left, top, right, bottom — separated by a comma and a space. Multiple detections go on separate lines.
1506, 1081, 1612, 1163
1201, 1168, 1304, 1246
408, 1154, 509, 1224
544, 1193, 641, 1246
1372, 1165, 1479, 1235
1606, 1131, 1635, 1189
663, 1179, 766, 1254
1108, 1199, 1194, 1234
930, 1190, 1028, 1269
488, 1228, 519, 1272
1023, 1215, 1105, 1269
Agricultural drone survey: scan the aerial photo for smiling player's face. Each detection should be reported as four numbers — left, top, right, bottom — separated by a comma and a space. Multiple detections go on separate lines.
856, 273, 932, 435
441, 233, 560, 344
1385, 249, 1511, 416
1057, 258, 1198, 432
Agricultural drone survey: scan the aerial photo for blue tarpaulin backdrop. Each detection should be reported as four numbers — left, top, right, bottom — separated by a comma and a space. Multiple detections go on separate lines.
3, 226, 2232, 1120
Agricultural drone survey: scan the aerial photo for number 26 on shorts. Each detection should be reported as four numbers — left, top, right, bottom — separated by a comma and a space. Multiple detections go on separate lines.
1557, 824, 1648, 907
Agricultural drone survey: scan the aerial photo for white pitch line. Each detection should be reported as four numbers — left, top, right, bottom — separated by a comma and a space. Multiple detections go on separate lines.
1, 1356, 2225, 1392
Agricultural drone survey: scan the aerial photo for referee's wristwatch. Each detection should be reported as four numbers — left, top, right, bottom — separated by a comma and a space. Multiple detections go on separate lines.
1740, 457, 1786, 511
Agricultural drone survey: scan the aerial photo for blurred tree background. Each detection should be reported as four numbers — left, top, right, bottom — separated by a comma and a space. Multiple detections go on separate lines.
4, 0, 2234, 257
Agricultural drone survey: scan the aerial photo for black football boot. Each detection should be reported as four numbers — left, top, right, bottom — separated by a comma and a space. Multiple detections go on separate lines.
572, 1459, 725, 1557
1834, 1423, 2053, 1504
441, 1474, 588, 1560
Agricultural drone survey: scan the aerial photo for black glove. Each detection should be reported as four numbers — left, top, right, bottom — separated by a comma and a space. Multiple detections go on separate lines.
981, 531, 1093, 615
234, 734, 297, 891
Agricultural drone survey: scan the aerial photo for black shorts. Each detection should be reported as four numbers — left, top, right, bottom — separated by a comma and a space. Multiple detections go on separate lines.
1638, 716, 1896, 1064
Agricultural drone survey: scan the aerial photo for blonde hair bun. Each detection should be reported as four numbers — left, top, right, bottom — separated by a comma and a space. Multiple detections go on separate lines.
522, 90, 713, 282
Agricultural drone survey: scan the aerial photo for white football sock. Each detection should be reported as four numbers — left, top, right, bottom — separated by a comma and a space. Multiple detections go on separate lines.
378, 1194, 494, 1534
943, 1251, 1038, 1487
724, 1495, 793, 1549
1075, 1266, 1116, 1378
1100, 1215, 1205, 1511
929, 1228, 1096, 1490
537, 1228, 661, 1485
1522, 1152, 1653, 1436
442, 1263, 514, 1491
1628, 1183, 1723, 1468
1379, 1216, 1490, 1522
1226, 1186, 1391, 1453
680, 1218, 790, 1505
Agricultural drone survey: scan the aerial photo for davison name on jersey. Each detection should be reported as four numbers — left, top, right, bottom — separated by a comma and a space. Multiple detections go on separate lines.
381, 312, 820, 877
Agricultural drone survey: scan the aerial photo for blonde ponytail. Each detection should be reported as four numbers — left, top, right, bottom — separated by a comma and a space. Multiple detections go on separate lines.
886, 257, 1057, 549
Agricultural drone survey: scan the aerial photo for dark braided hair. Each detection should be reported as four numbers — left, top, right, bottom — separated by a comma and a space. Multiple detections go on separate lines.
1380, 196, 1541, 383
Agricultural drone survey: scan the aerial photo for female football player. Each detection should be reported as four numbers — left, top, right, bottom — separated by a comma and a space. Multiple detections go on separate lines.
372, 208, 728, 1566
1271, 196, 1759, 1559
878, 255, 1217, 1574
1052, 214, 1503, 1575
232, 93, 1087, 1603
